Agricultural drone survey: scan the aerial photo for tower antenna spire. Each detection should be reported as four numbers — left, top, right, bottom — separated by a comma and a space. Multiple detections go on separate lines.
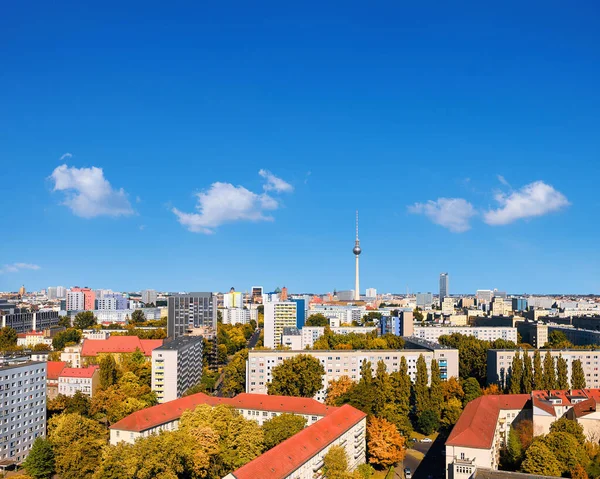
356, 210, 359, 240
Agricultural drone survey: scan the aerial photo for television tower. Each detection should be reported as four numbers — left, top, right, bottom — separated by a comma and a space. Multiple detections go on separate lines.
353, 211, 361, 301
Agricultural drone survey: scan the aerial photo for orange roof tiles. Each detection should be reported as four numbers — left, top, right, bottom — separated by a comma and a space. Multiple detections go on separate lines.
59, 365, 99, 378
230, 405, 366, 479
446, 395, 530, 449
81, 336, 163, 357
110, 393, 337, 433
46, 361, 67, 380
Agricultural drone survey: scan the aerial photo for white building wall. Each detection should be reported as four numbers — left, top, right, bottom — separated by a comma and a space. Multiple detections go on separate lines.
0, 361, 47, 463
413, 326, 517, 343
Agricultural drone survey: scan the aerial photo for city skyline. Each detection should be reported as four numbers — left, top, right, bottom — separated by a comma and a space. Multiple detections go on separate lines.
2, 3, 599, 294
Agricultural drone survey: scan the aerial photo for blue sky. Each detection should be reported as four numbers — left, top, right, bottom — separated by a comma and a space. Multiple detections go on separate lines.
1, 2, 599, 294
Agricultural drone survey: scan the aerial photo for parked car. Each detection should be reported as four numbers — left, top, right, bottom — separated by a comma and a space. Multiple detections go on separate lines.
420, 437, 433, 443
404, 468, 412, 479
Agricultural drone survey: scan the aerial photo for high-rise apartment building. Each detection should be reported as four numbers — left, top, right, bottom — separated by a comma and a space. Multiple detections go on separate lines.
223, 289, 243, 308
476, 290, 494, 309
416, 292, 434, 309
365, 288, 377, 299
141, 289, 157, 305
56, 286, 66, 298
264, 301, 299, 349
167, 292, 217, 339
152, 336, 203, 403
0, 357, 47, 463
251, 286, 263, 303
222, 308, 251, 325
67, 287, 95, 311
47, 287, 58, 300
439, 273, 449, 304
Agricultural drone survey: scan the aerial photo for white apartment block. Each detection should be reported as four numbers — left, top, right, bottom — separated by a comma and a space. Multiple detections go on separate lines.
282, 326, 378, 350
223, 291, 243, 309
413, 326, 518, 343
152, 336, 203, 403
222, 308, 251, 325
491, 297, 511, 316
16, 332, 53, 349
60, 345, 82, 368
365, 288, 377, 298
89, 308, 162, 323
308, 305, 366, 327
445, 394, 531, 479
58, 366, 99, 398
96, 298, 117, 310
247, 347, 459, 402
141, 289, 157, 305
488, 348, 600, 389
66, 291, 84, 311
264, 302, 298, 349
0, 358, 47, 464
442, 297, 454, 315
109, 392, 338, 445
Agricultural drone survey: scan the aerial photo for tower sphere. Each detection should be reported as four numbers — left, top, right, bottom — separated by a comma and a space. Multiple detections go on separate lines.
353, 245, 362, 255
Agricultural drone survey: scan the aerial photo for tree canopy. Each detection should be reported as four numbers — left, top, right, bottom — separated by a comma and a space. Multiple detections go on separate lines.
73, 311, 97, 330
306, 313, 329, 327
267, 354, 325, 397
262, 413, 306, 451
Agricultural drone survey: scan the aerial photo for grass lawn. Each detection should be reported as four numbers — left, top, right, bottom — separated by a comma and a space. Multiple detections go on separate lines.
373, 471, 388, 478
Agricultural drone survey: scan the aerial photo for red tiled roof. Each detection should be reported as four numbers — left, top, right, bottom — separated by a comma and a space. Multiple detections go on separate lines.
46, 361, 67, 380
446, 395, 530, 449
110, 393, 337, 433
229, 405, 366, 479
59, 365, 99, 378
572, 398, 597, 418
81, 336, 163, 357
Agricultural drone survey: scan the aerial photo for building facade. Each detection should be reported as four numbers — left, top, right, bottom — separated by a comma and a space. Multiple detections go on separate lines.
1, 311, 60, 333
413, 326, 518, 343
141, 289, 157, 305
222, 308, 251, 325
440, 273, 449, 304
0, 358, 47, 464
67, 287, 95, 311
167, 292, 217, 339
488, 348, 600, 389
264, 301, 299, 349
247, 347, 459, 402
416, 293, 434, 309
58, 366, 100, 398
152, 336, 204, 403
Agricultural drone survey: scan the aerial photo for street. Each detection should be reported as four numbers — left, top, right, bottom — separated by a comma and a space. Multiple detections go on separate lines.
401, 435, 446, 479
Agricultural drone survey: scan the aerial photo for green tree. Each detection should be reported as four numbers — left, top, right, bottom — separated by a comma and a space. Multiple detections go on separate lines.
130, 309, 146, 324
73, 311, 96, 330
557, 354, 569, 389
522, 351, 533, 393
58, 316, 72, 328
48, 413, 108, 479
52, 329, 82, 350
221, 349, 248, 397
65, 391, 91, 416
262, 413, 306, 451
418, 409, 440, 435
549, 417, 586, 445
532, 350, 543, 390
543, 432, 589, 475
0, 326, 18, 349
99, 354, 119, 389
548, 330, 571, 347
178, 404, 263, 471
462, 377, 482, 406
23, 437, 55, 479
267, 354, 325, 398
441, 398, 463, 428
572, 359, 587, 389
323, 445, 353, 479
504, 426, 522, 469
508, 352, 523, 394
521, 441, 561, 476
413, 354, 429, 415
429, 359, 443, 411
413, 308, 424, 322
305, 313, 329, 327
542, 351, 557, 390
372, 360, 393, 416
390, 356, 411, 416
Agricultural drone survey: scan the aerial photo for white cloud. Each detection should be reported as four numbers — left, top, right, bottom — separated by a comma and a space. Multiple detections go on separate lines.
173, 171, 292, 234
49, 164, 134, 218
497, 175, 511, 188
259, 169, 294, 193
483, 181, 569, 225
408, 198, 476, 233
59, 152, 72, 161
0, 263, 41, 274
